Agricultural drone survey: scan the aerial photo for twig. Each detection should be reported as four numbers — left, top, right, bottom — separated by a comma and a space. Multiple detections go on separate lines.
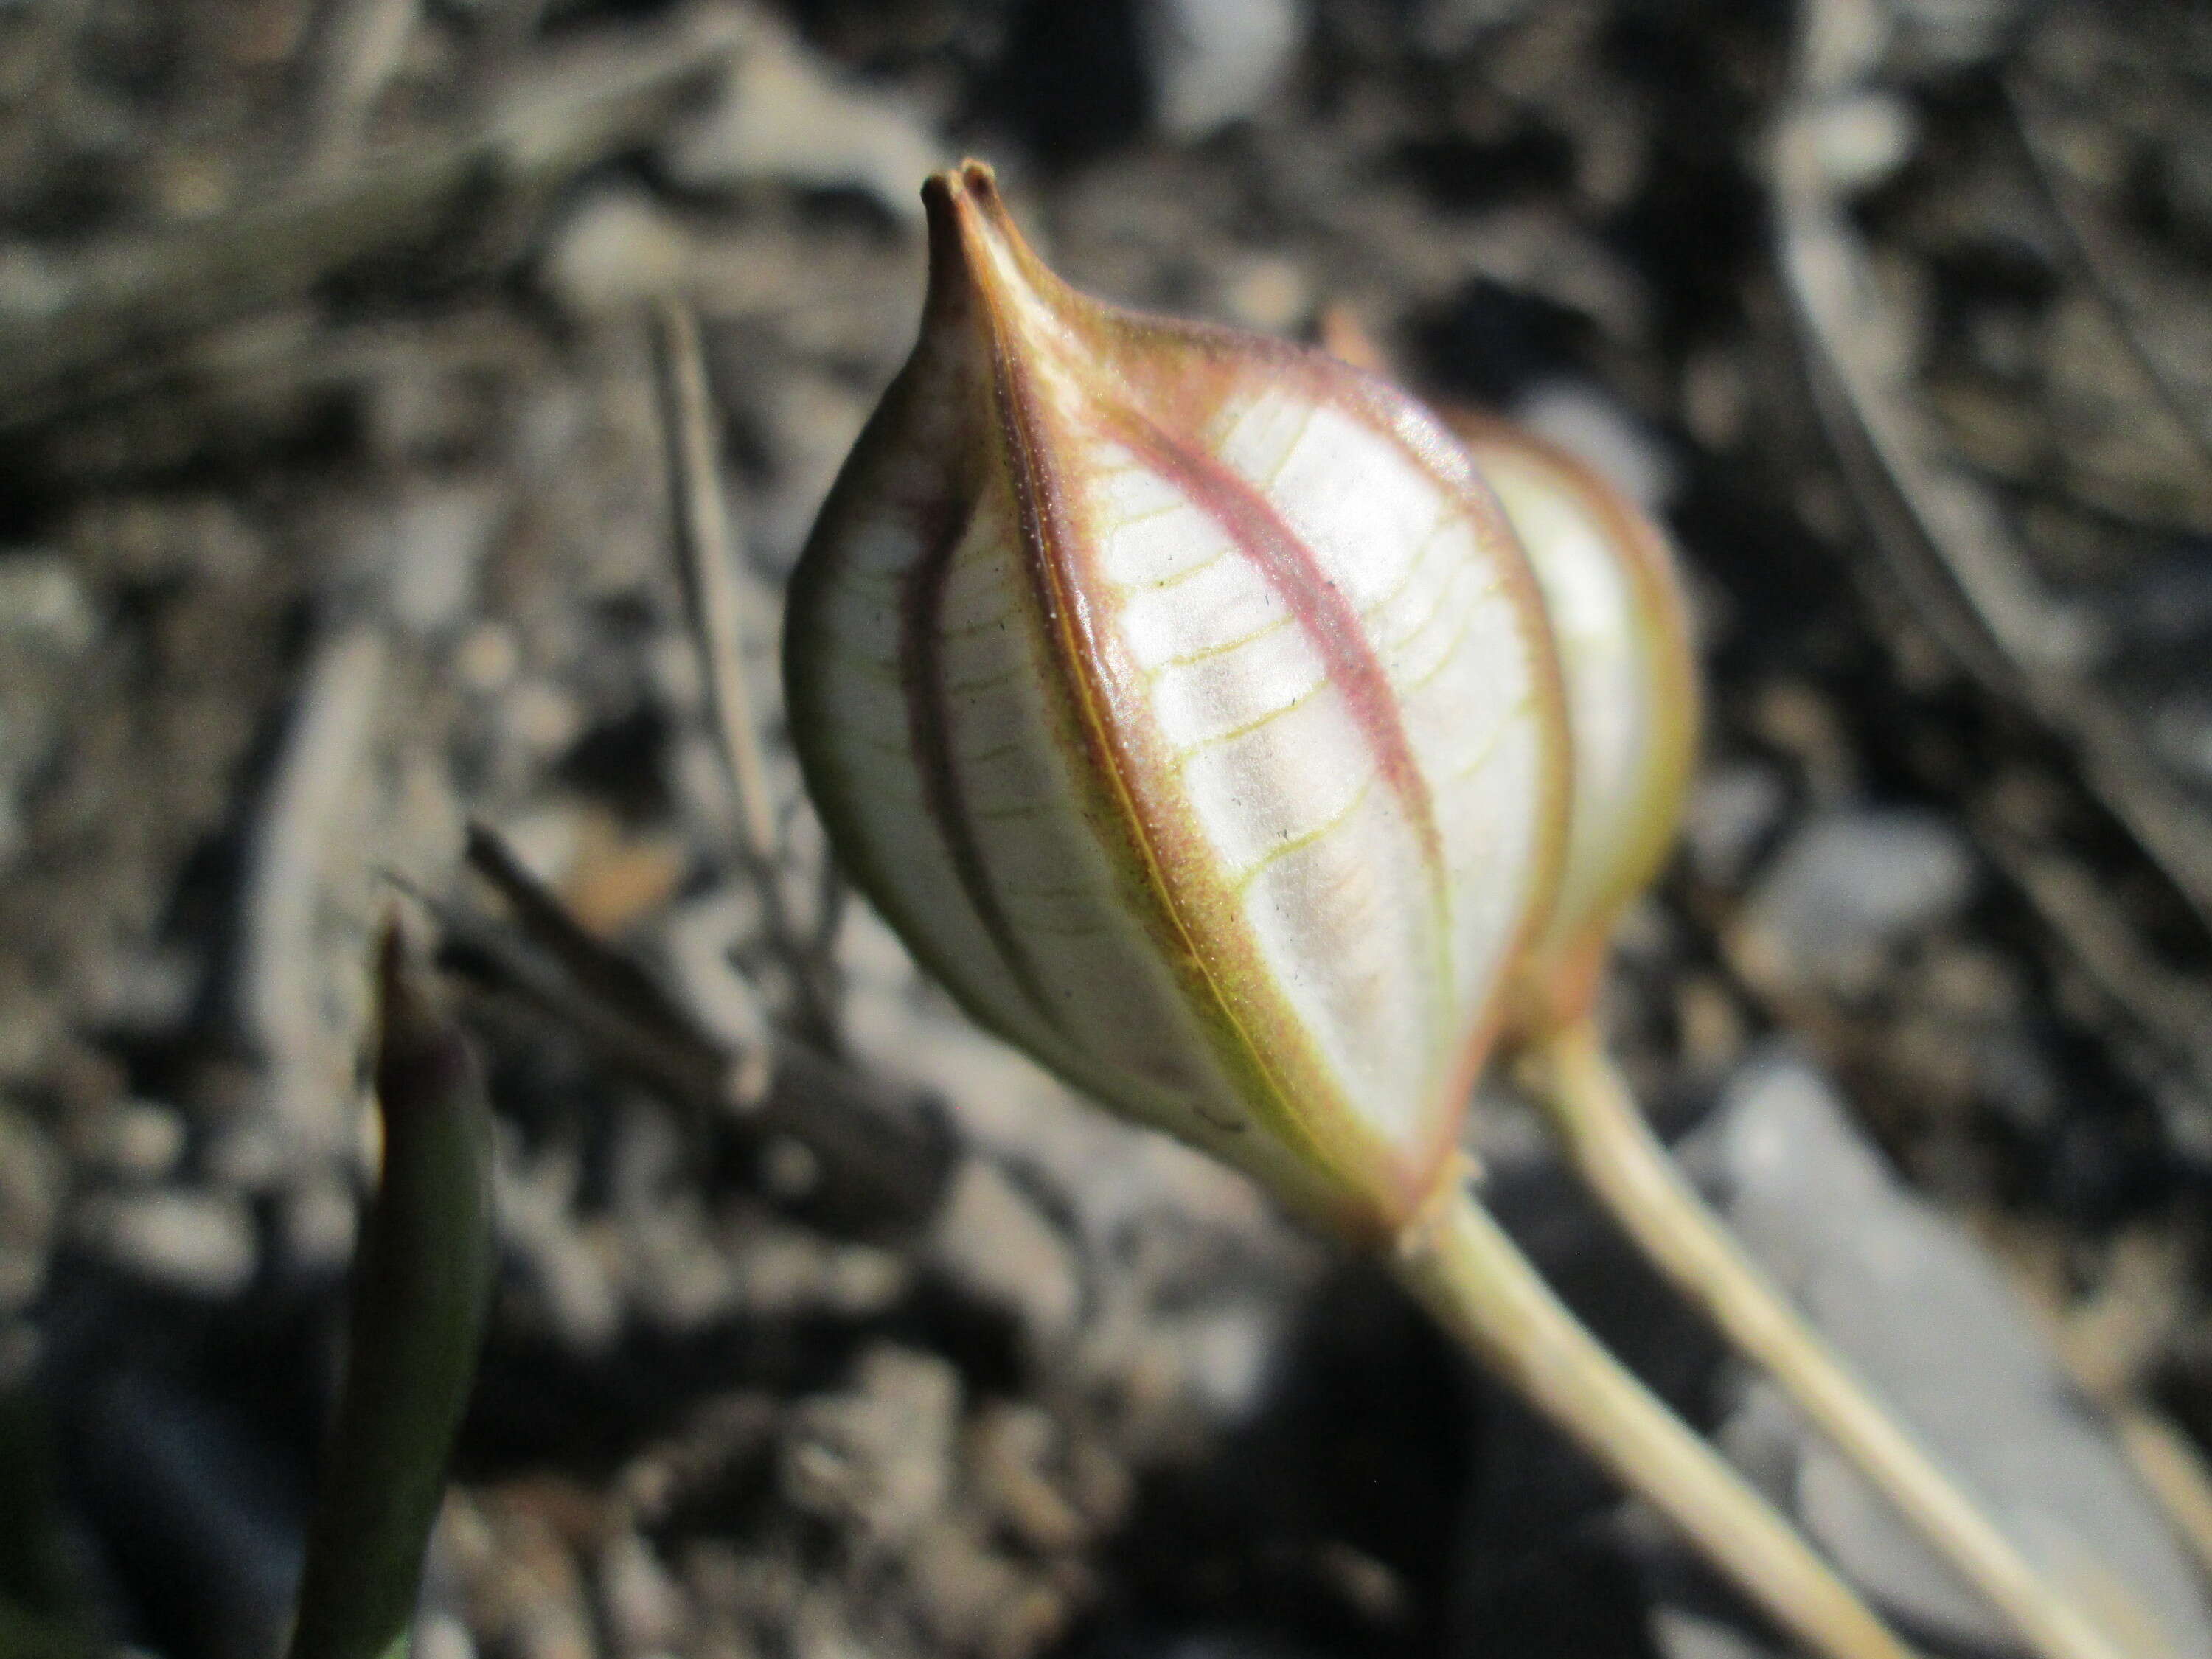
650, 299, 782, 863
0, 15, 740, 423
302, 0, 420, 178
1966, 816, 2212, 1131
647, 296, 841, 1045
453, 823, 953, 1242
462, 821, 714, 1067
1768, 2, 2212, 943
2004, 74, 2212, 475
1770, 103, 2101, 684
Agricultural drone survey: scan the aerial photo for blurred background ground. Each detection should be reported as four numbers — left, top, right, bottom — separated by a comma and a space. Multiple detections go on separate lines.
4, 1, 2212, 1656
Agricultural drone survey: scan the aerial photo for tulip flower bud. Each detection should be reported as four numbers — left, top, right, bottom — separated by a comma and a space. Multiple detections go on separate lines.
1447, 415, 1698, 1030
787, 175, 1950, 1659
786, 161, 1570, 1237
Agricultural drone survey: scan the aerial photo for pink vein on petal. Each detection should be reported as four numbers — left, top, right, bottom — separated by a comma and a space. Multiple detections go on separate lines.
1105, 408, 1447, 903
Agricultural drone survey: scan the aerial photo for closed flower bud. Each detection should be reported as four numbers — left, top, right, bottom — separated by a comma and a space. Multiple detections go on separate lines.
786, 161, 1570, 1237
1447, 414, 1698, 1029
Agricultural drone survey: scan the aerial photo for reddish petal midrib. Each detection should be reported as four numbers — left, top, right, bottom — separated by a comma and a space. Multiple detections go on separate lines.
1107, 408, 1450, 899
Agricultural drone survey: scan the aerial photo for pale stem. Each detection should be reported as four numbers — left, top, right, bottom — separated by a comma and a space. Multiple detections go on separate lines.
1392, 1179, 1922, 1659
1523, 1018, 2135, 1659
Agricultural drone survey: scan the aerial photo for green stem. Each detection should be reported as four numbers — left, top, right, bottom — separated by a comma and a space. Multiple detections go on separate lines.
1391, 1178, 1921, 1659
286, 925, 497, 1659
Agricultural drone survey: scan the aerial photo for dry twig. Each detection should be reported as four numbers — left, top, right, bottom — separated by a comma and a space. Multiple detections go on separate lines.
648, 296, 843, 1045
0, 15, 740, 422
2005, 75, 2212, 473
450, 822, 954, 1243
301, 0, 420, 177
1769, 0, 2212, 1104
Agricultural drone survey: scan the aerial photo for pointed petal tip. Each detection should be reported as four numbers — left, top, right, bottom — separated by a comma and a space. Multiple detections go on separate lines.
919, 156, 1001, 211
920, 159, 1009, 260
918, 159, 1065, 328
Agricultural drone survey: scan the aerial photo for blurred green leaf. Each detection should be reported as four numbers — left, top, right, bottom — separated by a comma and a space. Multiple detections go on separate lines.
285, 924, 496, 1659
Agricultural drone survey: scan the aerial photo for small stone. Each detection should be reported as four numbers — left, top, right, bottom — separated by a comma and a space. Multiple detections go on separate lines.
87, 1097, 187, 1183
1650, 1607, 1784, 1659
1736, 808, 1975, 997
1313, 1540, 1408, 1624
89, 946, 200, 1037
1221, 256, 1311, 335
452, 1485, 597, 1659
541, 187, 695, 316
663, 23, 943, 221
645, 630, 705, 714
1680, 347, 1747, 452
80, 1189, 257, 1297
926, 1159, 1082, 1354
600, 1530, 689, 1655
563, 830, 688, 939
284, 1175, 359, 1271
492, 805, 583, 889
1807, 92, 1918, 195
970, 1402, 1091, 1554
204, 1115, 288, 1194
0, 552, 98, 653
818, 1242, 908, 1315
779, 1345, 961, 1545
906, 1523, 1065, 1657
661, 886, 773, 1060
626, 1201, 742, 1332
501, 1143, 622, 1352
413, 1613, 477, 1659
1675, 975, 1747, 1076
1135, 1304, 1276, 1424
1916, 942, 2020, 1020
456, 622, 521, 695
1682, 762, 1787, 889
1142, 0, 1306, 140
388, 482, 504, 635
835, 897, 922, 999
502, 681, 586, 759
1750, 681, 1858, 804
757, 1136, 821, 1202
